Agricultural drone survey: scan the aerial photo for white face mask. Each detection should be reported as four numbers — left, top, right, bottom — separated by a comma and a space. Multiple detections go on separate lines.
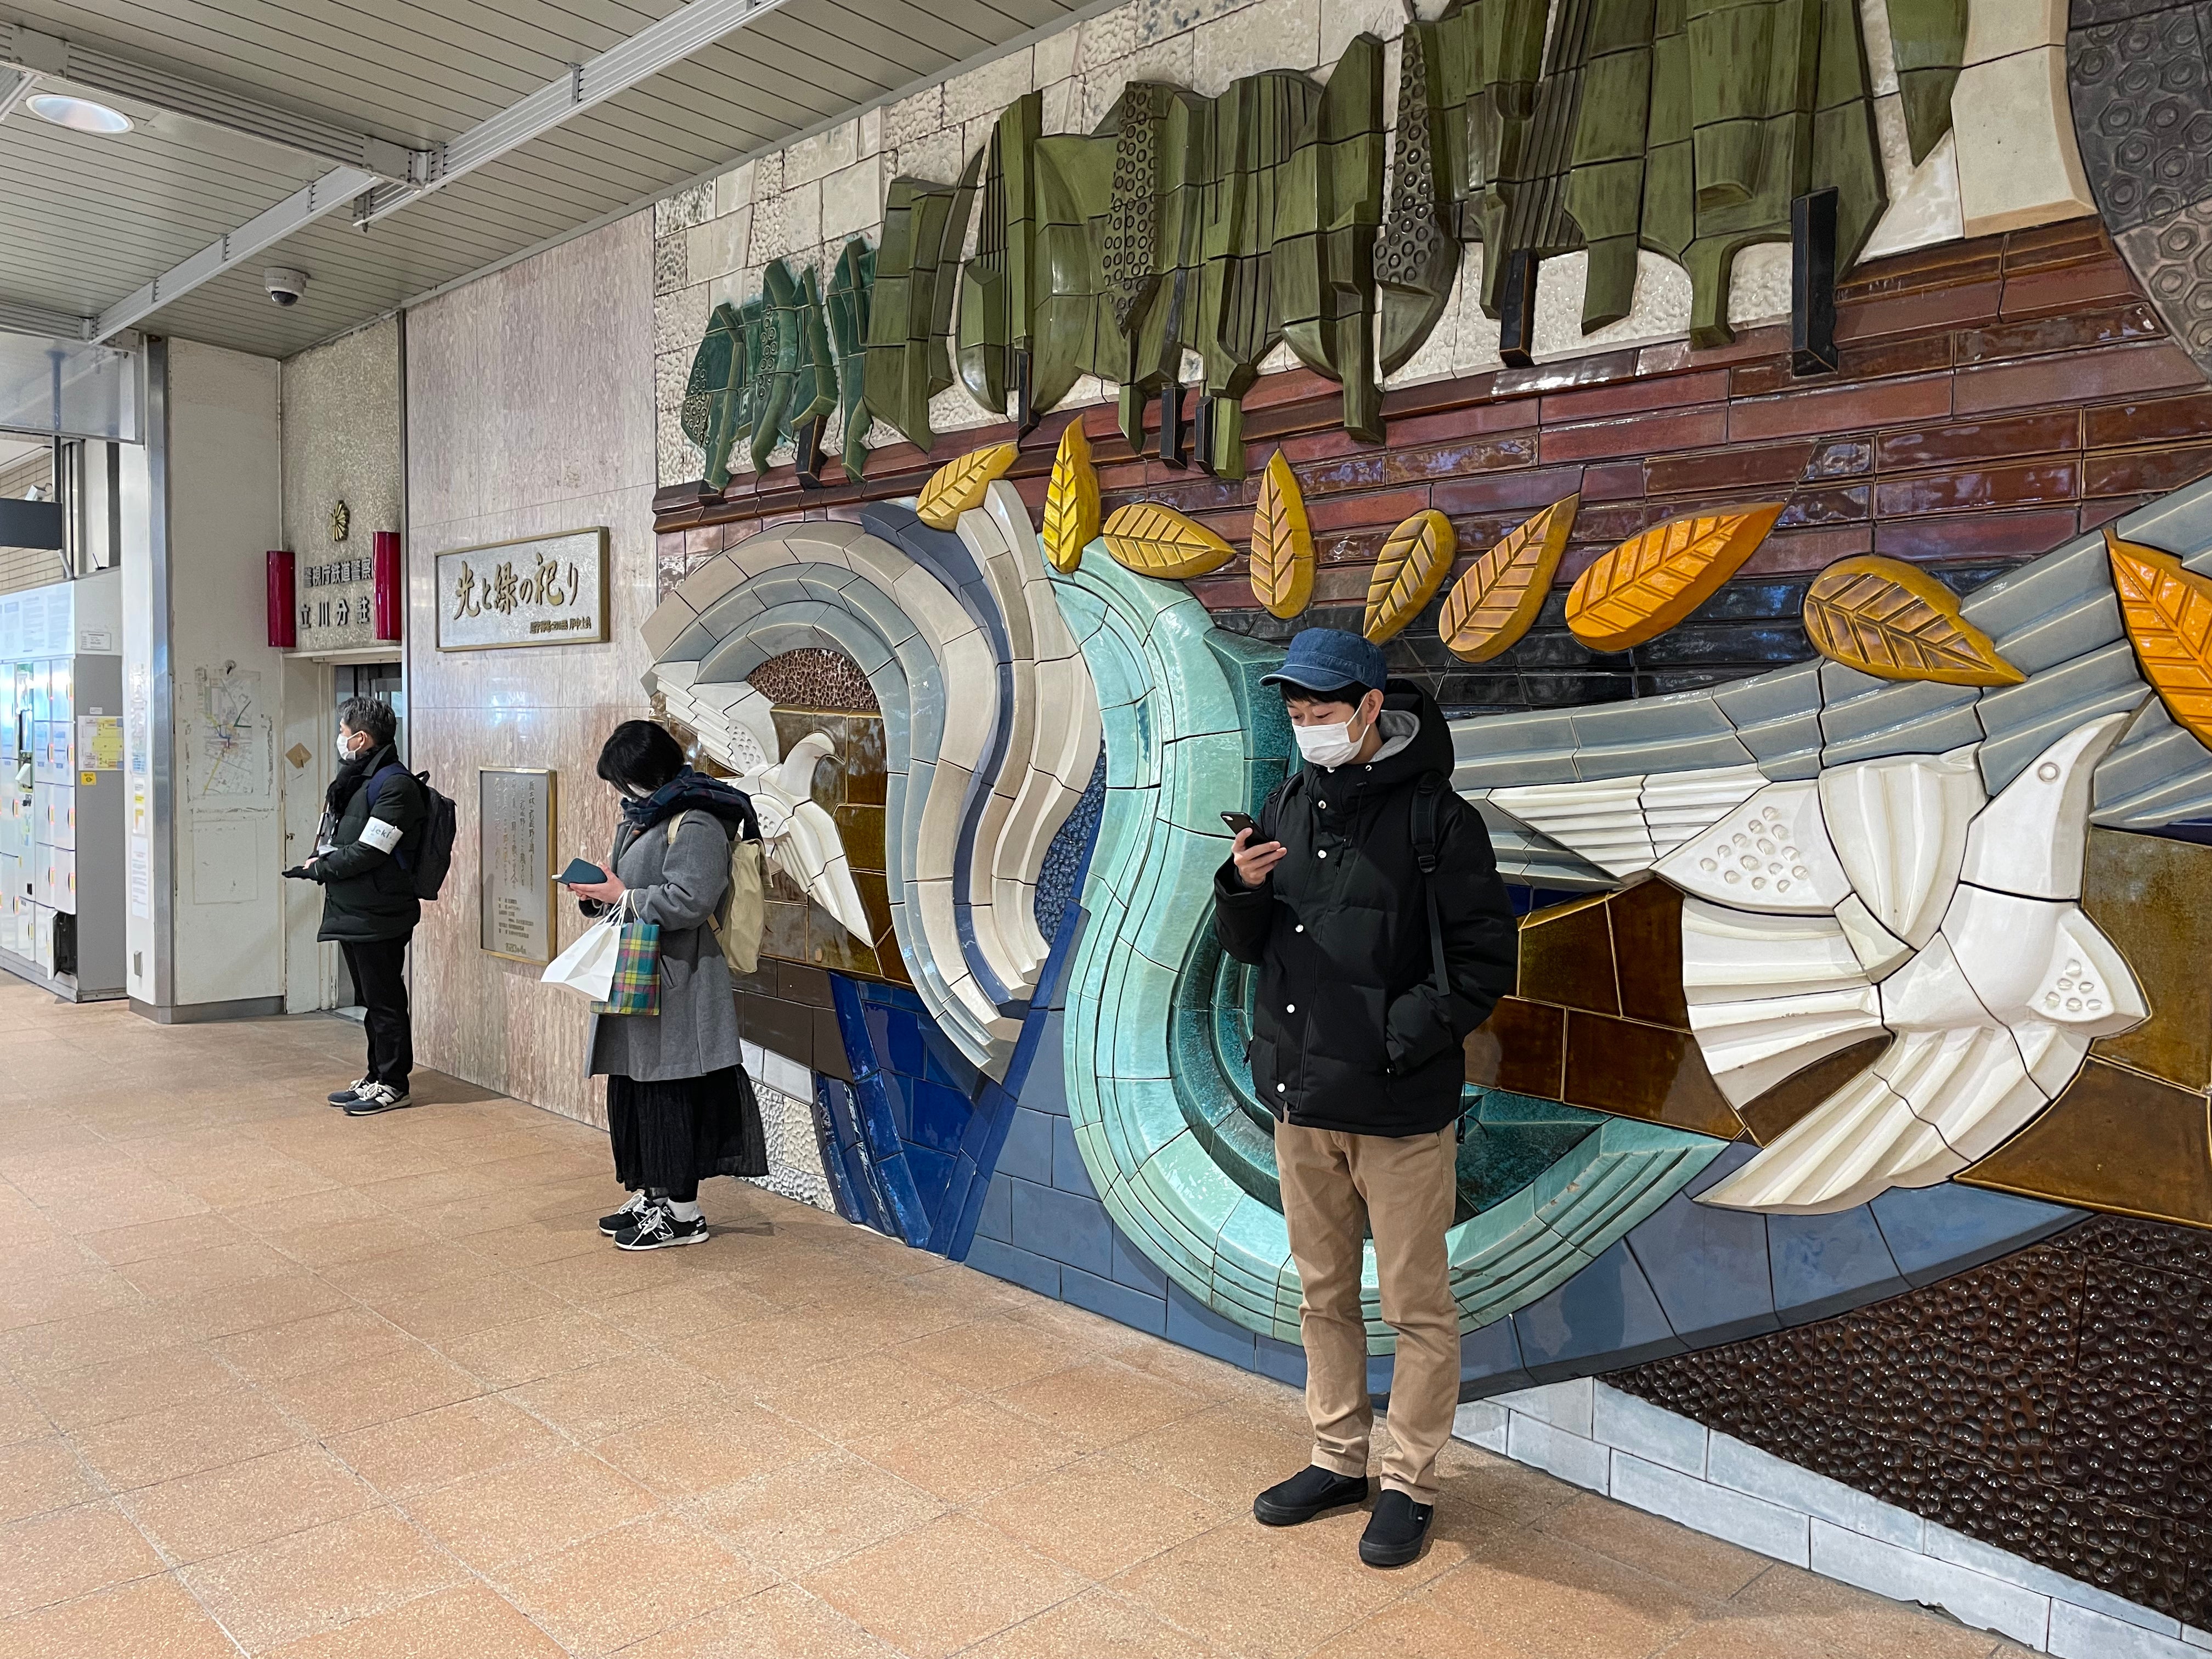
1293, 705, 1369, 769
336, 731, 359, 765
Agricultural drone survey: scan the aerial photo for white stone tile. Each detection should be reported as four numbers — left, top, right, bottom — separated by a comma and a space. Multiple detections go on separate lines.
1505, 1413, 1610, 1493
858, 106, 882, 158
1812, 1520, 2050, 1649
1966, 0, 2065, 65
896, 127, 967, 188
1077, 3, 1140, 72
1039, 77, 1080, 135
1858, 0, 1898, 95
1727, 242, 1793, 326
1317, 0, 1397, 72
1927, 1524, 2180, 1637
882, 86, 944, 149
2051, 1604, 2201, 1659
1611, 1453, 1809, 1567
785, 121, 858, 189
1706, 1434, 1923, 1551
822, 157, 884, 244
2182, 1622, 2211, 1650
1493, 1377, 1594, 1438
1863, 99, 1964, 261
687, 210, 752, 289
1034, 25, 1079, 84
1954, 46, 2096, 238
715, 161, 754, 212
944, 48, 1034, 125
1452, 1399, 1507, 1453
760, 1048, 813, 1101
1591, 1384, 1706, 1477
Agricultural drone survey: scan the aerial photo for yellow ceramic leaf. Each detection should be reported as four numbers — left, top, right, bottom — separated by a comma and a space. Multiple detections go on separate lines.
1249, 450, 1314, 619
1438, 495, 1579, 662
916, 441, 1018, 530
2107, 525, 2212, 748
1364, 510, 1458, 643
1040, 421, 1100, 573
1566, 503, 1785, 651
1101, 501, 1237, 579
1802, 555, 2024, 686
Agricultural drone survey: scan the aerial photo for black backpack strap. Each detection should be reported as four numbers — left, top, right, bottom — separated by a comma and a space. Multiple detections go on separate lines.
1414, 772, 1448, 997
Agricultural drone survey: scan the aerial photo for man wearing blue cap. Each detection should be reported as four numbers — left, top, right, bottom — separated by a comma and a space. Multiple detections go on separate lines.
1214, 627, 1517, 1567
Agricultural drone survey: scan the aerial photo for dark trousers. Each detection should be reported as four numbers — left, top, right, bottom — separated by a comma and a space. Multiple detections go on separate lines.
341, 938, 413, 1089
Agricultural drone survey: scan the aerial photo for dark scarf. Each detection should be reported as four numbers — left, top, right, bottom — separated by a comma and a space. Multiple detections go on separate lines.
620, 766, 759, 842
326, 743, 394, 815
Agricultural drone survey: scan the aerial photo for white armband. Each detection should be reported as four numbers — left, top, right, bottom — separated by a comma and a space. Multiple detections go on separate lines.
360, 817, 404, 854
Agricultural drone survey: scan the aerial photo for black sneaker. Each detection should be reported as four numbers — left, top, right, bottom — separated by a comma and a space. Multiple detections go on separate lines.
599, 1192, 651, 1238
1253, 1465, 1370, 1527
615, 1203, 708, 1251
328, 1077, 372, 1107
1358, 1489, 1434, 1567
343, 1084, 412, 1116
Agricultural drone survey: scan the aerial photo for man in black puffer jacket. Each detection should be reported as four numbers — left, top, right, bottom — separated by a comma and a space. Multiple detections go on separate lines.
1215, 628, 1517, 1568
287, 696, 424, 1118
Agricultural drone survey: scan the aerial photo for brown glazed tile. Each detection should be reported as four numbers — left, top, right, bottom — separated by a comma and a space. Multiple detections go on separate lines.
1727, 332, 1953, 398
1954, 341, 2202, 416
962, 1590, 1225, 1659
1561, 1011, 1746, 1141
1872, 507, 2080, 563
1873, 460, 2079, 517
496, 1513, 772, 1655
1542, 407, 1729, 465
1383, 433, 1539, 486
2085, 830, 2212, 1091
1736, 1037, 1893, 1147
1875, 410, 2081, 472
2081, 443, 2212, 500
1539, 368, 1731, 425
1955, 302, 2162, 364
800, 1511, 1091, 1659
261, 1582, 567, 1659
1999, 255, 2143, 319
2084, 388, 2212, 450
0, 1501, 165, 1618
1644, 440, 1816, 497
1464, 998, 1566, 1099
1727, 373, 1952, 443
1959, 1058, 2212, 1227
1516, 893, 1620, 1015
1606, 881, 1689, 1030
1833, 279, 2004, 344
125, 1443, 376, 1565
0, 1573, 245, 1659
1430, 464, 1589, 518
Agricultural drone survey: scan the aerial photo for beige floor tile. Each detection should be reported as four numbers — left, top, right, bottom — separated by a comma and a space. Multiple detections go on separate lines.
1541, 1493, 1774, 1601
227, 1187, 390, 1237
961, 1589, 1224, 1658
0, 1379, 53, 1447
885, 1316, 1099, 1393
126, 1443, 376, 1564
0, 1302, 183, 1375
660, 1311, 887, 1388
0, 1572, 245, 1659
210, 1307, 410, 1385
465, 1217, 611, 1268
753, 1349, 975, 1443
1109, 1521, 1398, 1659
0, 1436, 101, 1523
268, 1344, 486, 1437
997, 1359, 1213, 1452
0, 1269, 142, 1333
496, 1511, 773, 1655
1110, 1401, 1319, 1504
265, 1216, 434, 1270
183, 1508, 467, 1653
1442, 1446, 1599, 1527
117, 1240, 300, 1302
975, 1454, 1233, 1579
357, 1166, 511, 1214
25, 1342, 240, 1432
500, 1352, 710, 1441
849, 1398, 1086, 1504
0, 1500, 166, 1618
259, 1583, 566, 1659
801, 1511, 1090, 1659
405, 1449, 659, 1572
689, 1446, 945, 1577
162, 1271, 354, 1341
317, 1243, 485, 1305
440, 1309, 637, 1389
78, 1212, 247, 1266
1421, 1532, 1706, 1659
592, 1396, 833, 1501
68, 1386, 304, 1491
590, 1279, 780, 1343
1302, 1594, 1530, 1659
374, 1276, 571, 1345
330, 1395, 566, 1501
635, 1583, 899, 1659
1723, 1561, 2018, 1659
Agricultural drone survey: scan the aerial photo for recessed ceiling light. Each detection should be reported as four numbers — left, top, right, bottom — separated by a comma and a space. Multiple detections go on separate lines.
26, 94, 134, 135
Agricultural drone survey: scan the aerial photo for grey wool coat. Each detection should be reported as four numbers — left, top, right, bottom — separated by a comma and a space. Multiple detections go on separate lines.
584, 810, 744, 1082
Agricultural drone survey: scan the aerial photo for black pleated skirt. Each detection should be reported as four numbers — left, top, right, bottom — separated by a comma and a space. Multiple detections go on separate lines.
606, 1065, 769, 1191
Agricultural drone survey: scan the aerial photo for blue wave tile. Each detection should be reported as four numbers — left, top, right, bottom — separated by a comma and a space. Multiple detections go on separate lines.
910, 1079, 972, 1155
1013, 1009, 1068, 1115
1768, 1206, 1908, 1327
973, 1170, 1013, 1243
1255, 1336, 1307, 1389
1624, 1143, 1781, 1347
1111, 1225, 1170, 1296
1052, 1116, 1099, 1200
1458, 1317, 1532, 1397
1869, 1184, 2081, 1289
1512, 1239, 1685, 1383
967, 1235, 1062, 1299
999, 1108, 1054, 1184
1062, 1265, 1168, 1334
1009, 1178, 1114, 1277
906, 1144, 956, 1218
885, 1008, 927, 1079
1167, 1282, 1257, 1370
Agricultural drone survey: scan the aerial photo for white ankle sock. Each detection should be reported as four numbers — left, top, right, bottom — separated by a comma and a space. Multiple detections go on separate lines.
667, 1199, 703, 1221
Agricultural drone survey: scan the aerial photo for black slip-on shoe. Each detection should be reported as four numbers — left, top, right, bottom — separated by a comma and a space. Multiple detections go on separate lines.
1358, 1489, 1434, 1567
1252, 1465, 1370, 1527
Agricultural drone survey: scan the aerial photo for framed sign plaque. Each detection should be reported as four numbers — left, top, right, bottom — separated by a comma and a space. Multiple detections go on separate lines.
436, 528, 609, 651
479, 768, 557, 964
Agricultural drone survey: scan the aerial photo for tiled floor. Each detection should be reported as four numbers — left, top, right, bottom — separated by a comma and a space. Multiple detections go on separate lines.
0, 980, 2036, 1659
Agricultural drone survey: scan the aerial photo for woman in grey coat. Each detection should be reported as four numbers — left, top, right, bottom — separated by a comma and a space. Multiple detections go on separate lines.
566, 720, 766, 1250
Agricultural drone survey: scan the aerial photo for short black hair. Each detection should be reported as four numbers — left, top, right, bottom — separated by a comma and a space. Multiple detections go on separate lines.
596, 720, 686, 793
1278, 680, 1373, 709
337, 695, 397, 747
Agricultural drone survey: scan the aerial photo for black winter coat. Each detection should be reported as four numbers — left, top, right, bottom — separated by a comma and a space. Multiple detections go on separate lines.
312, 745, 425, 944
1212, 683, 1518, 1136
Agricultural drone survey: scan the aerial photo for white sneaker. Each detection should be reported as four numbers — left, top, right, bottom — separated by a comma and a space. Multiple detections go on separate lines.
342, 1084, 411, 1116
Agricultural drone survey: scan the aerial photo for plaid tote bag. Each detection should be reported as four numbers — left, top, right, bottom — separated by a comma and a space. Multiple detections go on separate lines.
592, 896, 661, 1015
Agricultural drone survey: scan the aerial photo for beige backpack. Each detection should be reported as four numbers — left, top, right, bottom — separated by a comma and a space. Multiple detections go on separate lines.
665, 811, 765, 972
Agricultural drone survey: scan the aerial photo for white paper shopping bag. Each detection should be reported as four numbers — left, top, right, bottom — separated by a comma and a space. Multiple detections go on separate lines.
541, 906, 625, 1001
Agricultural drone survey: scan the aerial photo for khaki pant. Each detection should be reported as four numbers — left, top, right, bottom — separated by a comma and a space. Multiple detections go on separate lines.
1276, 1121, 1459, 1505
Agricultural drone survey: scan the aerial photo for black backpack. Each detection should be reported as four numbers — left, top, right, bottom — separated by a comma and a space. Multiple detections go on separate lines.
368, 763, 457, 901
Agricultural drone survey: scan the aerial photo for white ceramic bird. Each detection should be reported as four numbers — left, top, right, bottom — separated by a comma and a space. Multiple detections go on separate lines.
1489, 712, 2151, 1214
739, 731, 876, 944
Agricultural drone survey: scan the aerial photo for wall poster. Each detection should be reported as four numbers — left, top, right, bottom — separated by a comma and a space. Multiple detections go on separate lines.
479, 766, 556, 964
436, 529, 608, 651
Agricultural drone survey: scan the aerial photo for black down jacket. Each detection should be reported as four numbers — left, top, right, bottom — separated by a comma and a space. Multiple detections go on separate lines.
1212, 682, 1518, 1137
312, 744, 425, 944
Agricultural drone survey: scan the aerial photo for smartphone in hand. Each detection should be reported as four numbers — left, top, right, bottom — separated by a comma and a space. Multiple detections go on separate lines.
558, 857, 607, 887
1221, 811, 1258, 838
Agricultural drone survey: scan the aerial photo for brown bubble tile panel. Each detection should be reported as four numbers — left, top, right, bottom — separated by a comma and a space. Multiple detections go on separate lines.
1960, 1058, 2212, 1229
751, 647, 879, 713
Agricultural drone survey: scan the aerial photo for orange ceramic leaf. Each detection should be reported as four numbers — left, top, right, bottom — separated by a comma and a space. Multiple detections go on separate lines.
1249, 450, 1314, 618
1364, 510, 1458, 642
1438, 495, 1578, 662
1101, 501, 1237, 579
917, 442, 1018, 529
1566, 503, 1784, 651
2107, 524, 2212, 748
1040, 421, 1100, 573
1802, 555, 2024, 686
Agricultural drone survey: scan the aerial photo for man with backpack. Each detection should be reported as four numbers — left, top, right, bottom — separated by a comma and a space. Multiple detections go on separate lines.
1215, 628, 1518, 1568
289, 695, 426, 1117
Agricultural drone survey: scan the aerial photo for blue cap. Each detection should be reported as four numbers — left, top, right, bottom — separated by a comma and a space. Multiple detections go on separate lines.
1260, 628, 1387, 696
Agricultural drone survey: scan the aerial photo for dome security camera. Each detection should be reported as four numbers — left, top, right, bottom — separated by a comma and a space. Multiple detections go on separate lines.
264, 267, 309, 307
